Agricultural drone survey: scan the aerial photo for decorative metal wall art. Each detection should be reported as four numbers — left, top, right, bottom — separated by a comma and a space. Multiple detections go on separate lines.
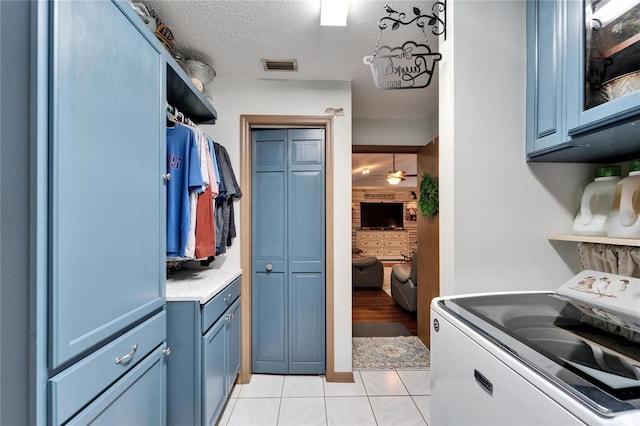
363, 2, 446, 90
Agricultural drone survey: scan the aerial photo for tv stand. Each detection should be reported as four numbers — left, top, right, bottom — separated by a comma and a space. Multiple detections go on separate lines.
355, 229, 409, 260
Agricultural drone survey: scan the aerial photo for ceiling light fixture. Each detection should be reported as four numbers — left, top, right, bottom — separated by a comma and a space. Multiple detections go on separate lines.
362, 167, 370, 175
387, 176, 402, 185
386, 154, 408, 185
320, 0, 350, 26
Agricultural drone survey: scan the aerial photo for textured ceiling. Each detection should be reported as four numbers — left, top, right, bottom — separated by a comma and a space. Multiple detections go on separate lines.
142, 0, 439, 120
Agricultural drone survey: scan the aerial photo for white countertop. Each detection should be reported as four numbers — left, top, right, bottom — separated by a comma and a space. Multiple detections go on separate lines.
166, 264, 242, 304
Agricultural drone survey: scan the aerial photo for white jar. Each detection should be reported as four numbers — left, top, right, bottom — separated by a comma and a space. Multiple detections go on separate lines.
607, 160, 640, 238
573, 166, 620, 236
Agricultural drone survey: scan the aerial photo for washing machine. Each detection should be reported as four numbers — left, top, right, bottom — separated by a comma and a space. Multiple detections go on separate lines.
430, 270, 640, 425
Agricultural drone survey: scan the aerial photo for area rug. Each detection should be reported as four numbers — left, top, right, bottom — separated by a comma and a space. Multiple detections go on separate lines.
352, 322, 413, 337
352, 336, 430, 369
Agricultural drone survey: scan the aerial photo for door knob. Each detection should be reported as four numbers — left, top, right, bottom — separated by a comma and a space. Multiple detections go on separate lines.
266, 264, 273, 271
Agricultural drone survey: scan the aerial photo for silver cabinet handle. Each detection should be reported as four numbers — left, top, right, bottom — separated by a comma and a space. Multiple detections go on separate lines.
115, 344, 138, 364
266, 264, 273, 271
163, 173, 171, 182
162, 347, 172, 356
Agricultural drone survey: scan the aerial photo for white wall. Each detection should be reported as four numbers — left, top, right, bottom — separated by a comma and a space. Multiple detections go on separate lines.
439, 0, 594, 296
353, 116, 438, 146
200, 78, 353, 372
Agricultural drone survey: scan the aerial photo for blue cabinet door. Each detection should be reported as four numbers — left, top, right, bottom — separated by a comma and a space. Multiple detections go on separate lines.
202, 316, 227, 425
227, 299, 242, 387
526, 0, 567, 156
166, 302, 201, 426
50, 0, 165, 367
252, 129, 325, 374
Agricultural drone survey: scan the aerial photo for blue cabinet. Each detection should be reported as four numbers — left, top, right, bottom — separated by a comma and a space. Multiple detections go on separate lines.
526, 0, 566, 155
50, 0, 165, 369
166, 277, 242, 426
526, 0, 640, 162
3, 0, 220, 422
49, 312, 167, 425
45, 1, 168, 423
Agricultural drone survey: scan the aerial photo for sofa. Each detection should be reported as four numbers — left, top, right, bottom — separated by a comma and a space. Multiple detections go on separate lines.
352, 248, 384, 289
391, 251, 417, 312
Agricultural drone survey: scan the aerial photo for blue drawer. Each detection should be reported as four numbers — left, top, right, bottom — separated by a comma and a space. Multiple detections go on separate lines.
66, 344, 166, 425
49, 311, 166, 425
202, 276, 241, 333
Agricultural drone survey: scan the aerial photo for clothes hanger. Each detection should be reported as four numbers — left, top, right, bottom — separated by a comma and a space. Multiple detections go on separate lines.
166, 105, 177, 127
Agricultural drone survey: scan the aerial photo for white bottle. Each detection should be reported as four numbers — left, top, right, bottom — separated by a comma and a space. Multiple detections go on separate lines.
573, 166, 621, 236
607, 160, 640, 239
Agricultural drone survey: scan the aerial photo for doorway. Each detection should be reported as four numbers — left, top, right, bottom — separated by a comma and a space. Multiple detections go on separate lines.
351, 147, 419, 338
351, 142, 439, 347
238, 115, 341, 384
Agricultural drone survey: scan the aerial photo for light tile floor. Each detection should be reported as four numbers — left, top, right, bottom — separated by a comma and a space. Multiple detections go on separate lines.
218, 369, 431, 426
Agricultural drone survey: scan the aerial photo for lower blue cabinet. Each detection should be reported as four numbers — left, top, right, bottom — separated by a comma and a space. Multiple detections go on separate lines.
66, 345, 167, 425
167, 277, 241, 426
49, 311, 168, 425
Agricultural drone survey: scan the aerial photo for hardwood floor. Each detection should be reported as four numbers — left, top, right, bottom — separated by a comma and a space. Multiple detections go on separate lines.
352, 288, 417, 335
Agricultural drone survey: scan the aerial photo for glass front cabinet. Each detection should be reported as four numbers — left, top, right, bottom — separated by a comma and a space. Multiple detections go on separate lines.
527, 0, 640, 162
567, 0, 640, 132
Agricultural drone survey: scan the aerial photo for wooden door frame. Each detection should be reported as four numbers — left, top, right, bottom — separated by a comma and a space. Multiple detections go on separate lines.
239, 115, 336, 384
416, 138, 439, 347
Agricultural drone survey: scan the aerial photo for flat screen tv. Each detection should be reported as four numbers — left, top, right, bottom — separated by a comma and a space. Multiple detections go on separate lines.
360, 202, 404, 229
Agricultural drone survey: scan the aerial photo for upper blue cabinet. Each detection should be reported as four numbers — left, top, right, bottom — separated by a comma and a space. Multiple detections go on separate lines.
50, 0, 166, 368
527, 0, 640, 162
526, 0, 566, 155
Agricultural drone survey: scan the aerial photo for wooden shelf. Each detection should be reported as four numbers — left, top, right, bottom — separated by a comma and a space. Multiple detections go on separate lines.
603, 32, 640, 59
166, 61, 217, 124
547, 234, 640, 247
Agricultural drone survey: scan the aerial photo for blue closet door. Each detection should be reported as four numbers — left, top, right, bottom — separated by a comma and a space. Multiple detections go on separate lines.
287, 129, 325, 374
50, 0, 165, 368
252, 130, 289, 374
251, 129, 325, 374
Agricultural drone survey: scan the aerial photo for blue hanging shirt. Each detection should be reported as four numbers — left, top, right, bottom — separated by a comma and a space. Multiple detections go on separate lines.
166, 123, 203, 258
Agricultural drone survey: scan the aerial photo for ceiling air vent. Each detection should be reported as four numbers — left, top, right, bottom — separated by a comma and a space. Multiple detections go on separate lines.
262, 59, 298, 72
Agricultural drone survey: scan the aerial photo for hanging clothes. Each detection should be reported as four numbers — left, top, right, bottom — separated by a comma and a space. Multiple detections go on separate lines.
213, 142, 242, 255
166, 122, 203, 258
165, 105, 241, 261
183, 125, 210, 258
194, 139, 217, 259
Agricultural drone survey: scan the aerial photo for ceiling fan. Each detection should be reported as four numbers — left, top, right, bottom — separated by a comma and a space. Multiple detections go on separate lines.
386, 153, 416, 185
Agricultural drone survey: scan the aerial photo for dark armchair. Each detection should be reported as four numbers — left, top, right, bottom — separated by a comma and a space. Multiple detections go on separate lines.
391, 252, 417, 312
352, 248, 384, 289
